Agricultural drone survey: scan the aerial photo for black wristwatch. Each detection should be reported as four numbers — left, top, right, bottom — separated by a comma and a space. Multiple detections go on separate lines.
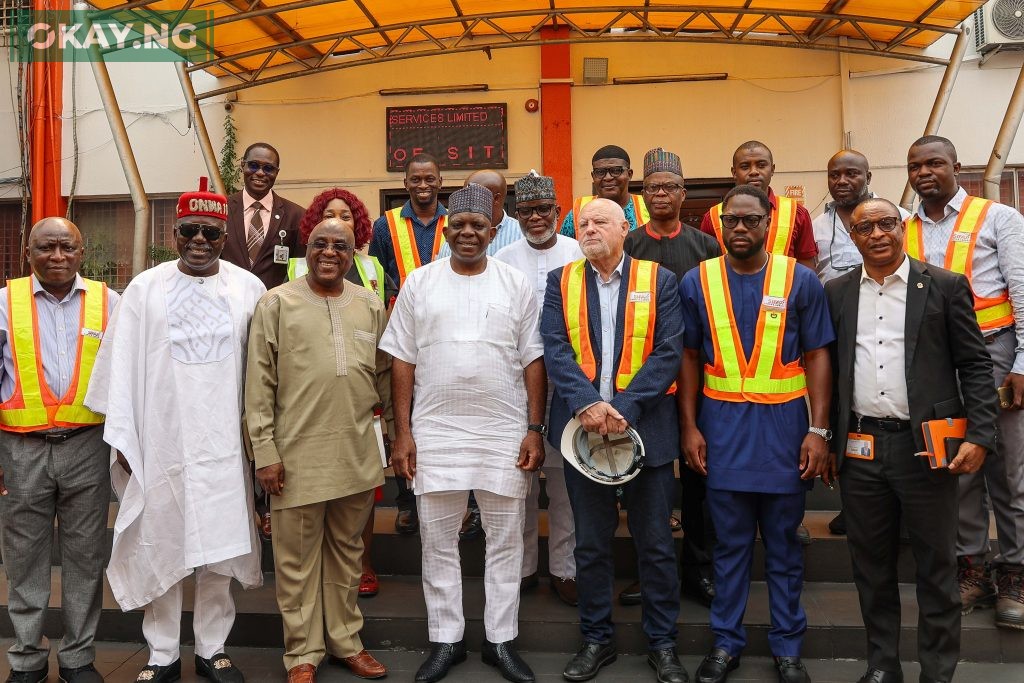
527, 423, 548, 436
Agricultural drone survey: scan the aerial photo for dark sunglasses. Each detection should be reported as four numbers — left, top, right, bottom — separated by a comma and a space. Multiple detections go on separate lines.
515, 204, 556, 219
243, 160, 279, 175
177, 223, 224, 241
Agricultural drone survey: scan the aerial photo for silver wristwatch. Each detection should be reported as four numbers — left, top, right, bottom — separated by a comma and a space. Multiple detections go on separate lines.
808, 426, 833, 441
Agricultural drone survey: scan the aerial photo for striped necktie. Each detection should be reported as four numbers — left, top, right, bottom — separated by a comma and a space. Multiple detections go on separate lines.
247, 201, 264, 264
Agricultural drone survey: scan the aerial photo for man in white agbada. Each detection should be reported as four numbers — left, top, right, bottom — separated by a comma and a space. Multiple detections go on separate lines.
84, 179, 265, 683
494, 172, 582, 607
380, 183, 546, 683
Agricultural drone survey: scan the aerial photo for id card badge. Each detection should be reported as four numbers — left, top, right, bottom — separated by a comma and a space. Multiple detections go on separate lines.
846, 432, 875, 460
273, 245, 289, 264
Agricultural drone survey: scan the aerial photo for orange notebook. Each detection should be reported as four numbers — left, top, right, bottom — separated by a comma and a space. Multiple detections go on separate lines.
919, 417, 967, 469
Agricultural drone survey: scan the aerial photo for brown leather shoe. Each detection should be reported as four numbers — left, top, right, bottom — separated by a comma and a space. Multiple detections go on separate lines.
996, 563, 1024, 629
339, 651, 387, 679
287, 664, 315, 683
958, 556, 996, 615
551, 576, 578, 606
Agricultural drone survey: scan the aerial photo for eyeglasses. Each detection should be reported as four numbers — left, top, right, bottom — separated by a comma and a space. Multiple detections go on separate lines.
515, 204, 556, 219
243, 160, 279, 175
310, 239, 354, 253
720, 214, 768, 229
851, 216, 901, 236
642, 182, 683, 195
591, 166, 627, 180
176, 223, 224, 241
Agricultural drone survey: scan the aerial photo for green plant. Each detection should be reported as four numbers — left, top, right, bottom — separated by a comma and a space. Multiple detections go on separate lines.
149, 244, 178, 264
219, 112, 241, 194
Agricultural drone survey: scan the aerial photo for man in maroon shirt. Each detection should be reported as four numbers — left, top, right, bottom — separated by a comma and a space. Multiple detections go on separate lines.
699, 141, 817, 271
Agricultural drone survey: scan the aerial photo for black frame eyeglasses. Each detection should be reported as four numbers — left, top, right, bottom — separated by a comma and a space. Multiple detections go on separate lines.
851, 216, 901, 236
720, 213, 768, 229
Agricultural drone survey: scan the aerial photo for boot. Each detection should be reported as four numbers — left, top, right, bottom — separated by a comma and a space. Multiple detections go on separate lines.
957, 556, 996, 615
995, 563, 1024, 629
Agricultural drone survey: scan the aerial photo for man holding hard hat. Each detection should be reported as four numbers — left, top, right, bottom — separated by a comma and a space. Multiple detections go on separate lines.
541, 198, 686, 683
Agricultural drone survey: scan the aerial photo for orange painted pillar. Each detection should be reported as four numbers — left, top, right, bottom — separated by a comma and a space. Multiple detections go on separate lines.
30, 0, 68, 224
540, 26, 573, 209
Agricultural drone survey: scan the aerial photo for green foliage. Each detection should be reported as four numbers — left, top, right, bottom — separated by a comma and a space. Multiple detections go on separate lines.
149, 244, 178, 264
219, 112, 241, 195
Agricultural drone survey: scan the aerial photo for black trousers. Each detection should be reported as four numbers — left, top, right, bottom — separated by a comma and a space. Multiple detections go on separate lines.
839, 425, 960, 682
679, 465, 714, 572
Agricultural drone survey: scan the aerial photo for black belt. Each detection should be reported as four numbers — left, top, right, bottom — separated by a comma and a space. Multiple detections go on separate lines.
853, 414, 912, 433
985, 326, 1013, 345
22, 425, 99, 444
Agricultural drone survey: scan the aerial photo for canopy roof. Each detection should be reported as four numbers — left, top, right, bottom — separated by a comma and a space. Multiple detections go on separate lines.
89, 1, 986, 98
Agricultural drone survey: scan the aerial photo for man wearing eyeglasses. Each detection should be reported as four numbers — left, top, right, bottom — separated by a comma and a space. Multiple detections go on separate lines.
222, 142, 306, 291
85, 179, 266, 683
824, 197, 998, 683
812, 150, 910, 285
680, 185, 833, 683
700, 141, 817, 271
559, 145, 650, 238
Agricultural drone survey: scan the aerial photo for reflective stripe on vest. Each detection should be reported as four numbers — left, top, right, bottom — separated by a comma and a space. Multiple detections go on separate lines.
572, 195, 651, 237
700, 254, 807, 404
560, 258, 671, 393
709, 195, 797, 255
0, 277, 108, 431
288, 256, 386, 301
903, 196, 1012, 331
385, 207, 446, 286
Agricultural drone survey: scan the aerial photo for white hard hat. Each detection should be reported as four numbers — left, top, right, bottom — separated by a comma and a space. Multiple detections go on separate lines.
559, 417, 645, 485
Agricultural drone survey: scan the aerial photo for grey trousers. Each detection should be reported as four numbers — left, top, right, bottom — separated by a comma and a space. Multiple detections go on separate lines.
0, 427, 110, 671
958, 330, 1024, 566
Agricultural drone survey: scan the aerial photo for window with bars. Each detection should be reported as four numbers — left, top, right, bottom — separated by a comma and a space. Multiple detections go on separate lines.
0, 0, 32, 48
959, 169, 1019, 209
0, 202, 29, 281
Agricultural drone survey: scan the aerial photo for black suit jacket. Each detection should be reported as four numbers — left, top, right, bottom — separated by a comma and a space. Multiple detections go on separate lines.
825, 257, 998, 470
222, 191, 306, 291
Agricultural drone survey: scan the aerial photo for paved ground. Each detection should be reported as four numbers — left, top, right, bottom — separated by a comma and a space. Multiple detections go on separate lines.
5, 642, 1023, 683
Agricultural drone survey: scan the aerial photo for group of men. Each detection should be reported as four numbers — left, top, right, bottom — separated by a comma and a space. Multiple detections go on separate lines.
0, 132, 1022, 683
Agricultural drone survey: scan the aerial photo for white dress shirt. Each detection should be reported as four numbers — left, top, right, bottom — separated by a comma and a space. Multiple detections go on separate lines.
852, 256, 911, 420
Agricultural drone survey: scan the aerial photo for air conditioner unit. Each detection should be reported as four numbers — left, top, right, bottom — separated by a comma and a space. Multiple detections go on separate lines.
975, 0, 1024, 53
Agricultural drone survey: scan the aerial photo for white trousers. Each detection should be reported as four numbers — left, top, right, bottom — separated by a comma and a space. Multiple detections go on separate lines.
418, 489, 525, 643
522, 452, 576, 579
142, 567, 236, 665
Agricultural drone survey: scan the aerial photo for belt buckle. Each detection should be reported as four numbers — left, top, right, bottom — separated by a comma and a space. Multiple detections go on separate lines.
44, 432, 70, 444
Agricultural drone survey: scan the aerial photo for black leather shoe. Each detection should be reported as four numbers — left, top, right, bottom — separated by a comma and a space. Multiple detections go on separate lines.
563, 642, 616, 681
856, 670, 903, 683
195, 654, 243, 683
520, 573, 539, 591
395, 508, 419, 535
7, 667, 48, 683
134, 660, 181, 683
695, 649, 738, 683
648, 648, 689, 683
828, 511, 846, 535
796, 525, 812, 546
618, 580, 642, 606
59, 664, 103, 683
459, 506, 483, 541
482, 640, 534, 683
773, 657, 808, 683
681, 570, 715, 608
414, 641, 467, 683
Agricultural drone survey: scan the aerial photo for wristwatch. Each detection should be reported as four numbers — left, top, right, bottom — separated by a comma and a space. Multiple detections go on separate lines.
527, 423, 548, 436
808, 426, 833, 441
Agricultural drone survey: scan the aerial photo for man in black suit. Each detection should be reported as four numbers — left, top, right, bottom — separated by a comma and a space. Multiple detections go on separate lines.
825, 197, 999, 683
221, 142, 305, 290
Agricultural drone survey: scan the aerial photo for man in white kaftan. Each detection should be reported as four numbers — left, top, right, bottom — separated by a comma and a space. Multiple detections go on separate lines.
84, 180, 264, 683
380, 183, 546, 683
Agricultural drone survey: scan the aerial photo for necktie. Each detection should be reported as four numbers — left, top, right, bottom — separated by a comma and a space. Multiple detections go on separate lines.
247, 202, 264, 264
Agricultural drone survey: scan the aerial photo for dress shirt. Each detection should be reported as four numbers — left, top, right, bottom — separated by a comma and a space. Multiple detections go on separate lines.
0, 274, 121, 403
852, 256, 911, 420
593, 256, 625, 402
437, 212, 524, 258
812, 196, 910, 285
242, 188, 274, 239
914, 186, 1024, 374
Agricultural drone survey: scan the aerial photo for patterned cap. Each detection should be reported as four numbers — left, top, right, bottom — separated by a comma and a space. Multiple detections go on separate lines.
643, 148, 682, 178
447, 182, 493, 217
514, 170, 556, 203
176, 177, 227, 221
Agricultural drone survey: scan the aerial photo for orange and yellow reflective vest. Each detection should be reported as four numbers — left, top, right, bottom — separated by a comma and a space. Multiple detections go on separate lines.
904, 196, 1013, 332
700, 254, 806, 404
572, 195, 651, 236
384, 207, 447, 287
0, 277, 109, 432
560, 257, 674, 393
709, 195, 797, 256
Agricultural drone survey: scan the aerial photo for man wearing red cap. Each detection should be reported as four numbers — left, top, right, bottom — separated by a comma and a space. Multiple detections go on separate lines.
85, 179, 266, 683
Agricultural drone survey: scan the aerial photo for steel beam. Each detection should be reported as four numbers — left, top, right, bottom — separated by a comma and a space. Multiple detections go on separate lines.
175, 63, 226, 197
984, 60, 1024, 201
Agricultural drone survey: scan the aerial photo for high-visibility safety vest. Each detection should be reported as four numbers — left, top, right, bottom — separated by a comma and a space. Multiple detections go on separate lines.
0, 277, 109, 432
572, 195, 651, 236
287, 255, 386, 301
560, 258, 674, 393
700, 254, 806, 404
904, 196, 1013, 332
709, 195, 797, 256
384, 207, 446, 286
